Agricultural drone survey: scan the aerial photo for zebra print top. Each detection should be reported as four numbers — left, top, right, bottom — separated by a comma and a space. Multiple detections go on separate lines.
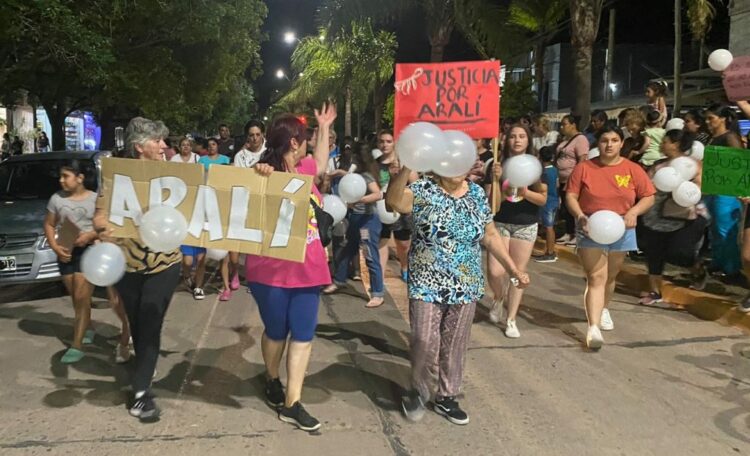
116, 238, 181, 274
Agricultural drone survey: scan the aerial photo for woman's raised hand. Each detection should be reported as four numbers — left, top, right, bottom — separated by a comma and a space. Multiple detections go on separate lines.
314, 102, 337, 129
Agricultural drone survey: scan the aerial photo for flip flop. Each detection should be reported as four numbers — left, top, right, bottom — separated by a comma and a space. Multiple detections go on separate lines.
82, 329, 95, 345
322, 284, 340, 295
365, 298, 385, 308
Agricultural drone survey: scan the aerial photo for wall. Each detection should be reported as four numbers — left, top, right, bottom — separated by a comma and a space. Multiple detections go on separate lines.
730, 0, 750, 56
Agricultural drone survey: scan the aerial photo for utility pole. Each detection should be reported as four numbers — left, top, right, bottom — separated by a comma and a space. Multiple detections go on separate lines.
674, 0, 682, 116
604, 9, 616, 101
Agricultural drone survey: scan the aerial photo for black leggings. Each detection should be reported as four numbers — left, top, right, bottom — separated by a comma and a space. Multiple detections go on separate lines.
640, 218, 708, 276
116, 263, 180, 393
558, 183, 575, 236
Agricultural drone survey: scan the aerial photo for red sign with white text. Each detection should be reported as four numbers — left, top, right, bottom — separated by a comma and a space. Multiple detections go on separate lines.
394, 60, 500, 139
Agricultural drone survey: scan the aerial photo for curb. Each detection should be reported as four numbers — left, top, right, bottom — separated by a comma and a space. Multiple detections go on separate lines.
536, 240, 750, 334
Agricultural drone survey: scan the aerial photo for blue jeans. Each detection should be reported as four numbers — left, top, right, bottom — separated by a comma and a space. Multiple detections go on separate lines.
706, 195, 742, 275
334, 213, 384, 297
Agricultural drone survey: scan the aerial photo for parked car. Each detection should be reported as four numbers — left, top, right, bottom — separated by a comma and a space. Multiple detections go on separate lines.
0, 151, 110, 285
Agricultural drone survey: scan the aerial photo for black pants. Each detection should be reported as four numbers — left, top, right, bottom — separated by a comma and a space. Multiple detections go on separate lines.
116, 263, 180, 393
640, 217, 708, 275
558, 182, 575, 236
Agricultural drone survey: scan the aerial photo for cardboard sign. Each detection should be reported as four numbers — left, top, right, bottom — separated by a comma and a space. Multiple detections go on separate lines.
99, 158, 313, 263
394, 60, 501, 139
57, 217, 80, 251
723, 56, 750, 102
701, 145, 750, 197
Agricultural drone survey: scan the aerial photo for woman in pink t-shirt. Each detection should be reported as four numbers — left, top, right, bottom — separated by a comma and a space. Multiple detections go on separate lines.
246, 103, 336, 432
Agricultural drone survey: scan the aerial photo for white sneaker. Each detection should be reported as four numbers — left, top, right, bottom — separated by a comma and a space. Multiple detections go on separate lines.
115, 342, 132, 364
504, 319, 521, 338
489, 299, 504, 324
556, 234, 572, 244
600, 309, 614, 331
586, 325, 604, 350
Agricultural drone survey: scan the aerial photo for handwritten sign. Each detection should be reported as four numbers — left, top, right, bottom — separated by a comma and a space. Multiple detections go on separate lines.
99, 158, 313, 262
701, 145, 750, 197
394, 60, 500, 139
722, 56, 750, 101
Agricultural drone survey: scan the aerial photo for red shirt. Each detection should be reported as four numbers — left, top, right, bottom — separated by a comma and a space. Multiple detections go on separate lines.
566, 158, 655, 216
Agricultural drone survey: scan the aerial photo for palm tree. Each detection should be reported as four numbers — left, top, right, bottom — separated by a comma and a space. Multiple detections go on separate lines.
318, 0, 515, 62
686, 0, 724, 67
509, 0, 568, 111
279, 20, 397, 136
569, 0, 604, 128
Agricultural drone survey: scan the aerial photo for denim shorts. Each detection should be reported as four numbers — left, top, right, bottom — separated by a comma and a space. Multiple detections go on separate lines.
539, 203, 559, 228
576, 227, 638, 252
495, 222, 538, 242
180, 245, 207, 257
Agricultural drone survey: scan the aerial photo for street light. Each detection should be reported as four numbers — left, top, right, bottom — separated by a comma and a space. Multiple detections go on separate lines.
275, 69, 286, 79
283, 31, 297, 44
609, 83, 618, 97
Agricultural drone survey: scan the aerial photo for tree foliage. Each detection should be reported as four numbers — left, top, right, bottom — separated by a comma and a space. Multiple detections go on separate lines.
501, 75, 538, 118
0, 0, 267, 148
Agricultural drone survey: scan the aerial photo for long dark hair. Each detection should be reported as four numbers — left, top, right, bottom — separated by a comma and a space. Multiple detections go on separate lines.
706, 103, 740, 136
501, 124, 536, 162
259, 114, 307, 172
663, 129, 695, 154
353, 141, 380, 180
684, 109, 709, 135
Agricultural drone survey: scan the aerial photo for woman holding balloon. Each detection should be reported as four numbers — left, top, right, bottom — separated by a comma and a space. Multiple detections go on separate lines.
640, 130, 708, 305
94, 117, 182, 422
387, 122, 530, 425
484, 125, 547, 338
43, 160, 131, 364
323, 142, 385, 308
565, 124, 655, 349
245, 103, 336, 432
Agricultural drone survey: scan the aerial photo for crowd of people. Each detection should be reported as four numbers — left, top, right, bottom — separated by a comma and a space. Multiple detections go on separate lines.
40, 79, 750, 431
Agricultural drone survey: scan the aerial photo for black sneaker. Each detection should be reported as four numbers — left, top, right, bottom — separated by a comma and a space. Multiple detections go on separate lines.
129, 392, 161, 422
433, 396, 469, 425
534, 253, 558, 263
738, 294, 750, 313
265, 377, 285, 409
401, 389, 426, 422
278, 401, 321, 431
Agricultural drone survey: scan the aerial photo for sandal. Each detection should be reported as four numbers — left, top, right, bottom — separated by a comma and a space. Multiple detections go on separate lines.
365, 297, 385, 308
322, 284, 340, 295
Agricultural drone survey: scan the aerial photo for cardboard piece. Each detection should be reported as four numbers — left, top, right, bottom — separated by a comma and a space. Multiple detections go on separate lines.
722, 56, 750, 102
394, 60, 501, 139
701, 145, 750, 197
57, 217, 80, 251
99, 158, 313, 263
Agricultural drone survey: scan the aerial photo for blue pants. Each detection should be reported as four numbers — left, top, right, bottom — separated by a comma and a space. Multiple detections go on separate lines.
706, 195, 742, 275
333, 213, 384, 297
248, 283, 320, 342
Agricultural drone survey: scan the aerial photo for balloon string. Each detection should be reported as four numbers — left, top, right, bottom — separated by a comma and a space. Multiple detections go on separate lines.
394, 68, 425, 96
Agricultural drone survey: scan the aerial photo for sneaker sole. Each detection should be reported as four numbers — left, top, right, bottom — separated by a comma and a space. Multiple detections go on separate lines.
433, 405, 469, 425
504, 331, 521, 339
194, 296, 205, 300
534, 258, 558, 263
401, 398, 426, 422
587, 337, 603, 350
600, 324, 614, 331
265, 398, 284, 410
738, 306, 750, 314
139, 410, 161, 423
278, 414, 321, 432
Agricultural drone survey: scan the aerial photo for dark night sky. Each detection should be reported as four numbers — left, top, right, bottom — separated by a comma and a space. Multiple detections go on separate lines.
254, 0, 731, 112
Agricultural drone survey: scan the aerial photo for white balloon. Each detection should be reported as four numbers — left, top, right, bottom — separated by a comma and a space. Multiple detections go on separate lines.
673, 181, 702, 207
206, 248, 228, 261
690, 141, 705, 161
670, 156, 699, 181
433, 130, 477, 178
376, 199, 401, 224
396, 122, 449, 172
708, 49, 734, 72
652, 166, 684, 192
138, 205, 188, 252
322, 194, 347, 225
665, 118, 685, 132
81, 242, 126, 287
587, 210, 626, 245
338, 173, 367, 204
504, 154, 543, 188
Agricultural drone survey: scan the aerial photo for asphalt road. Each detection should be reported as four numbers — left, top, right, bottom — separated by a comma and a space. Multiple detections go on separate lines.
0, 254, 749, 455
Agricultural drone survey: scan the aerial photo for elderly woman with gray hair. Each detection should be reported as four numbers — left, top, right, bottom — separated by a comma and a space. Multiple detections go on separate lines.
94, 117, 181, 422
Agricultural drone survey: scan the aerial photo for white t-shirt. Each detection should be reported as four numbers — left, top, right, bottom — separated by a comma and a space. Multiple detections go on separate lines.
234, 147, 265, 168
170, 152, 200, 164
533, 131, 560, 151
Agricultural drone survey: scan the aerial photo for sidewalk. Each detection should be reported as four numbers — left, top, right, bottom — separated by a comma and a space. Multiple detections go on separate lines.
543, 241, 750, 334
